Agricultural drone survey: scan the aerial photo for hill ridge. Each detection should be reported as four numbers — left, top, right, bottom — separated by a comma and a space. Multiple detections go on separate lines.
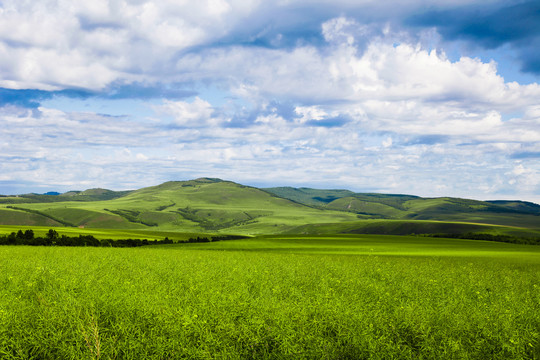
0, 179, 538, 238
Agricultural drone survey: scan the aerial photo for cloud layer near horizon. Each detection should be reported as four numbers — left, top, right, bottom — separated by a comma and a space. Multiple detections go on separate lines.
0, 0, 539, 202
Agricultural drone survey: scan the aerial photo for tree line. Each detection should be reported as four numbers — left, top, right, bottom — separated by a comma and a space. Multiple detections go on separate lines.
424, 232, 540, 245
0, 229, 171, 247
186, 235, 249, 243
0, 229, 249, 247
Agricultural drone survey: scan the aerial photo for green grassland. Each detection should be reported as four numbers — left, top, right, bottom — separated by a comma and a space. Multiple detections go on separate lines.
285, 219, 540, 239
1, 235, 539, 359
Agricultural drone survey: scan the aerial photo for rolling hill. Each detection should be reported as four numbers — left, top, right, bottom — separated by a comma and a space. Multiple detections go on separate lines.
0, 179, 357, 234
265, 187, 540, 228
0, 178, 538, 238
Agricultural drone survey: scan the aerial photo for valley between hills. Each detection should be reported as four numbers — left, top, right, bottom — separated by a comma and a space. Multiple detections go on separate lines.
0, 177, 539, 241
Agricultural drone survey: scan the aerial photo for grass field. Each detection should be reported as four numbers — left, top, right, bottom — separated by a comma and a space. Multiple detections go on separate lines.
1, 234, 539, 359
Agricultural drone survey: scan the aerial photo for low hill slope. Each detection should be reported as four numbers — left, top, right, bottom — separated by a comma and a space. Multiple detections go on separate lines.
0, 179, 358, 233
267, 187, 540, 230
100, 178, 358, 232
485, 200, 540, 214
59, 188, 132, 201
0, 208, 62, 227
0, 179, 538, 237
401, 198, 540, 229
262, 187, 356, 206
326, 197, 407, 218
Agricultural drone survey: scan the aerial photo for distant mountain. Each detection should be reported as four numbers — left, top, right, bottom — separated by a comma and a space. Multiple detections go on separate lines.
0, 188, 132, 204
0, 179, 538, 238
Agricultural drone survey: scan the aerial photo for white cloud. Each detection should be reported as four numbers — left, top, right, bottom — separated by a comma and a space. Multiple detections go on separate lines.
254, 114, 287, 126
0, 0, 257, 90
506, 164, 540, 192
1, 99, 539, 202
167, 18, 540, 127
155, 97, 219, 127
382, 137, 392, 148
294, 106, 327, 123
1, 4, 540, 202
322, 17, 361, 46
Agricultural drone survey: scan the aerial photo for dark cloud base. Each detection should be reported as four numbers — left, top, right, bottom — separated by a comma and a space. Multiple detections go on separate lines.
0, 84, 196, 109
407, 1, 540, 74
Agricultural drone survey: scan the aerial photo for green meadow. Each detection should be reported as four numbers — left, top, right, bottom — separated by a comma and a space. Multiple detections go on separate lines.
1, 234, 539, 359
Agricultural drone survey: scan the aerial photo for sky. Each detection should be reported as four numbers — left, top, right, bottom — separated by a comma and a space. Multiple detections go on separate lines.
0, 0, 539, 203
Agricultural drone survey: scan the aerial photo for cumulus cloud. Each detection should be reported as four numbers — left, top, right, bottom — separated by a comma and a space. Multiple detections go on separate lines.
1, 96, 539, 202
506, 164, 540, 193
0, 0, 251, 90
0, 0, 535, 91
155, 97, 220, 127
164, 18, 540, 148
170, 19, 540, 113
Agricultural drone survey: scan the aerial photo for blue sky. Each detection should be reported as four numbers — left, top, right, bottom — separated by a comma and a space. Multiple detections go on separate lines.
0, 0, 539, 203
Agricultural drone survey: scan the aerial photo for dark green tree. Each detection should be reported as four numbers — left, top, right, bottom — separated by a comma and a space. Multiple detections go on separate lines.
24, 229, 34, 240
46, 229, 59, 240
7, 232, 17, 244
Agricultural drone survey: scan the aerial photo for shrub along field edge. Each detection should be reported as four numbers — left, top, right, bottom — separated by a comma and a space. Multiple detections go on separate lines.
0, 228, 249, 247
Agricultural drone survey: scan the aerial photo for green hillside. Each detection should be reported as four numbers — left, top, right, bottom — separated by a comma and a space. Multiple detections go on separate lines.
262, 187, 356, 206
0, 178, 538, 238
264, 188, 419, 208
59, 188, 132, 201
326, 197, 406, 218
266, 187, 540, 230
0, 208, 62, 227
486, 200, 540, 214
0, 178, 358, 234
